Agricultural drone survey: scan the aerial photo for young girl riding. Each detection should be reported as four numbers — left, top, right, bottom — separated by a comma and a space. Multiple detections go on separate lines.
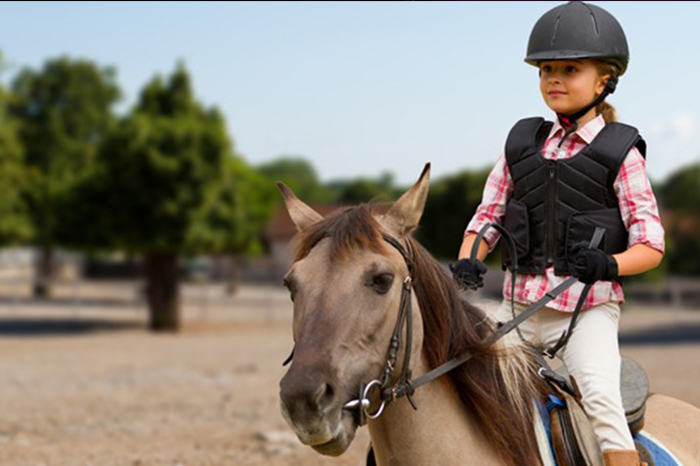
451, 2, 664, 465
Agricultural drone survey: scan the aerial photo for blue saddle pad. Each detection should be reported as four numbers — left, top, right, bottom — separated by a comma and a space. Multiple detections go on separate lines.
633, 431, 682, 466
536, 395, 682, 466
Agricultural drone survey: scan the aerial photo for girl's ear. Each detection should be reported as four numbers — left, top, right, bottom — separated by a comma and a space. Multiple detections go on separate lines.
596, 74, 611, 96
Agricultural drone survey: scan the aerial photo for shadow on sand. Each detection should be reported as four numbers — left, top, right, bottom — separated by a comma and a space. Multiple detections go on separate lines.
0, 295, 138, 309
620, 323, 700, 346
0, 318, 144, 336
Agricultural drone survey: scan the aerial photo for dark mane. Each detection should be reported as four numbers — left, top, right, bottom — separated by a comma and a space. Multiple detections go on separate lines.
294, 204, 390, 263
409, 238, 551, 466
294, 204, 551, 466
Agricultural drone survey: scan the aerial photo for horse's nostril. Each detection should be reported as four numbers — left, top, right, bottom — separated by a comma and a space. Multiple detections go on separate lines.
280, 367, 339, 419
313, 383, 335, 411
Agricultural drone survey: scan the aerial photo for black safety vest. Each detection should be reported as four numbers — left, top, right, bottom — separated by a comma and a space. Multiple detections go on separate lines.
500, 117, 646, 279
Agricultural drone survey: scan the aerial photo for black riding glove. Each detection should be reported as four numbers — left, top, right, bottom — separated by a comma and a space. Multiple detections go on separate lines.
571, 247, 619, 284
449, 258, 488, 290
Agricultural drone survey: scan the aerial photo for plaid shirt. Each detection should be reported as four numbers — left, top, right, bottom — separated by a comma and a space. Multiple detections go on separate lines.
465, 115, 665, 312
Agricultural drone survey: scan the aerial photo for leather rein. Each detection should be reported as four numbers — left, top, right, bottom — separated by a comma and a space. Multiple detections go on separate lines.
285, 224, 605, 425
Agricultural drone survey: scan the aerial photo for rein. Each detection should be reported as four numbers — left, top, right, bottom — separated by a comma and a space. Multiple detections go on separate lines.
342, 224, 605, 424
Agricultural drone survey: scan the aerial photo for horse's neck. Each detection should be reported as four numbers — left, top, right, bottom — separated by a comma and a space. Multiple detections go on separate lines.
367, 354, 509, 466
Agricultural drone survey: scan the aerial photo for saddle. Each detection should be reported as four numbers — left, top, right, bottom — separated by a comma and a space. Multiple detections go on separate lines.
547, 357, 652, 466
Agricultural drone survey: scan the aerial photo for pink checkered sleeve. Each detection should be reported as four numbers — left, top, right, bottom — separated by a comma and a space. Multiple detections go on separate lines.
464, 152, 514, 249
614, 147, 665, 254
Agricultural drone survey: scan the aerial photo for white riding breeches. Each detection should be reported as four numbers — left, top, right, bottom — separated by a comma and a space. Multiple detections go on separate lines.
493, 299, 636, 452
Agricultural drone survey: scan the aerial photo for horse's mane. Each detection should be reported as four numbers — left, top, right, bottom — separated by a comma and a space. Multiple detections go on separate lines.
294, 205, 550, 466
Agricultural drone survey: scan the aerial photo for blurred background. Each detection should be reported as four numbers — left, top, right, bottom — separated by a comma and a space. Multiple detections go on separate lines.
0, 1, 697, 465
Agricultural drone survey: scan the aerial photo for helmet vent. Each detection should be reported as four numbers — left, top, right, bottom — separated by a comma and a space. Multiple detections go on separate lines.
590, 12, 599, 35
551, 16, 560, 45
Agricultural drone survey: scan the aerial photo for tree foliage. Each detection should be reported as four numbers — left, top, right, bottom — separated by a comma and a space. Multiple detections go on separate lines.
659, 162, 700, 215
72, 63, 231, 253
258, 157, 336, 204
334, 172, 399, 204
658, 162, 700, 276
0, 82, 32, 244
416, 168, 490, 260
9, 56, 121, 247
187, 154, 276, 256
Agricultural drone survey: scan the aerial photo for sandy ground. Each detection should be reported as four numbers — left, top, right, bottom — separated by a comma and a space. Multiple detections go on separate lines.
0, 280, 697, 466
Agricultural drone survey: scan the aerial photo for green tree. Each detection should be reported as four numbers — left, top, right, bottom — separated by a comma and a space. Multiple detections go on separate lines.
658, 162, 700, 276
9, 56, 121, 296
0, 81, 32, 245
187, 155, 276, 293
258, 157, 336, 204
107, 64, 226, 329
75, 63, 237, 330
417, 169, 490, 260
659, 163, 700, 215
188, 155, 275, 254
331, 171, 398, 204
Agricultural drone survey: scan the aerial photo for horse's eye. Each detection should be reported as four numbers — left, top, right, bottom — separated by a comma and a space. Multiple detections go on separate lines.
283, 278, 297, 301
369, 273, 394, 294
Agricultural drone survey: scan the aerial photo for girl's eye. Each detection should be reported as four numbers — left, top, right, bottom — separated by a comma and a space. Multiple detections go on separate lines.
368, 273, 394, 295
541, 65, 552, 73
565, 65, 577, 73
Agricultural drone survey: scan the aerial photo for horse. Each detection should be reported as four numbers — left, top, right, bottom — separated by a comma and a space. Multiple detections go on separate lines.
277, 163, 700, 466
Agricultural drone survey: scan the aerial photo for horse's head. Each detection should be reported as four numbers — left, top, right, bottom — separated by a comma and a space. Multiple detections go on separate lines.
277, 164, 431, 456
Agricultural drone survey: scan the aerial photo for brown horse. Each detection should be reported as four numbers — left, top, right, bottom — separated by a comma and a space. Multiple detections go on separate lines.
278, 164, 700, 466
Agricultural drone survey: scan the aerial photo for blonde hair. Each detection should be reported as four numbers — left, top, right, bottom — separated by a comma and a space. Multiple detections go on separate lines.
594, 61, 622, 123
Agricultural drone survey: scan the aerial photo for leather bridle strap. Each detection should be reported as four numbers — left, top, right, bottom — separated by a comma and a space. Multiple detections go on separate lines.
377, 233, 418, 410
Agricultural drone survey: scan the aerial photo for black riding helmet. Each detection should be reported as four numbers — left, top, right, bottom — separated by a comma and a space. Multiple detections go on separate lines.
525, 1, 629, 134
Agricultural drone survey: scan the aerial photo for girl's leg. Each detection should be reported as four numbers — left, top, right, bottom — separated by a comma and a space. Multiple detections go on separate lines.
554, 302, 635, 451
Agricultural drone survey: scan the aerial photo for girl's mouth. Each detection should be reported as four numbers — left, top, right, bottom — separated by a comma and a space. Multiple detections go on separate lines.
548, 91, 566, 97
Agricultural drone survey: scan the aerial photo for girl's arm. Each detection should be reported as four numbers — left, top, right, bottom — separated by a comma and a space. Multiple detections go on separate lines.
457, 152, 514, 261
611, 146, 666, 277
458, 234, 490, 262
613, 243, 663, 276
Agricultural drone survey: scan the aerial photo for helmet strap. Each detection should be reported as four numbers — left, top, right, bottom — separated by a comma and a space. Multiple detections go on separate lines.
556, 78, 618, 148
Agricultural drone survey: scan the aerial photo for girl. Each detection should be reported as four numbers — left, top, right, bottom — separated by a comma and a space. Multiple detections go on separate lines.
451, 2, 664, 466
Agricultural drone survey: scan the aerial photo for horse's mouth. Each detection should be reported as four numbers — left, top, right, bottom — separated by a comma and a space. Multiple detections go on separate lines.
301, 409, 358, 457
280, 397, 359, 457
310, 417, 356, 457
311, 437, 349, 456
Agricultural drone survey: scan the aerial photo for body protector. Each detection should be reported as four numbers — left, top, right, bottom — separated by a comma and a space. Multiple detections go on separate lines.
500, 118, 646, 281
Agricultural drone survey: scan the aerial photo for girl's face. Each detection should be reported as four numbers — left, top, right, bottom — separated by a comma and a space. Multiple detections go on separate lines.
539, 59, 608, 116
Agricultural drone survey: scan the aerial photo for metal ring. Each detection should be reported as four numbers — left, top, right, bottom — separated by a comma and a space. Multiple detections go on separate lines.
362, 380, 387, 420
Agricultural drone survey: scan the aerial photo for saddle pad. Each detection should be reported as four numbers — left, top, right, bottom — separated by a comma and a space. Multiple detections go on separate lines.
633, 431, 683, 466
534, 398, 557, 466
536, 397, 683, 466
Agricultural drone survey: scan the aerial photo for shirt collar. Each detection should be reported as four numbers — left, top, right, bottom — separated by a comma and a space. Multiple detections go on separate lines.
547, 114, 606, 145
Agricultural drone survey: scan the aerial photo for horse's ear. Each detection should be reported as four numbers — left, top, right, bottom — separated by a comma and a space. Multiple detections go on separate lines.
382, 163, 430, 238
277, 182, 324, 232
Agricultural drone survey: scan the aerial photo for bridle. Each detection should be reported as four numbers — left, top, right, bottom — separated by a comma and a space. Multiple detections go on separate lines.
341, 233, 418, 425
283, 224, 605, 425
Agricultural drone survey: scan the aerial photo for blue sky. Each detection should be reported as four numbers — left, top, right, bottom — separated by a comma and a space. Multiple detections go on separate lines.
1, 1, 698, 185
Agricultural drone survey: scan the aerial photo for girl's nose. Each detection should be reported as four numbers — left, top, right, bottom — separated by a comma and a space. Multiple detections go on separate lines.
548, 74, 561, 84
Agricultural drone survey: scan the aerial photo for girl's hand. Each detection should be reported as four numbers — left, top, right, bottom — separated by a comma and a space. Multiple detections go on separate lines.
450, 259, 488, 290
571, 247, 619, 284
